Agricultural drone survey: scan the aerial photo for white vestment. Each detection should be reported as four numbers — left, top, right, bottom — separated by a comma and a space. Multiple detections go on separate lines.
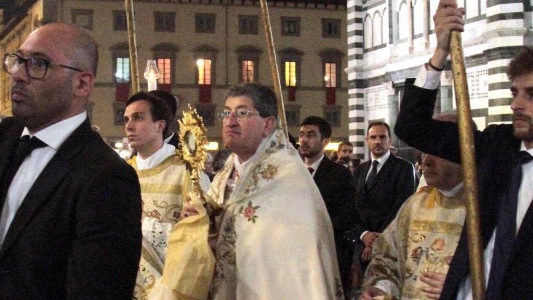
208, 128, 343, 299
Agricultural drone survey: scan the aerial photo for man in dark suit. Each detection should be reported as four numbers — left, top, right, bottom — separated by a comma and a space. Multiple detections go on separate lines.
348, 121, 416, 274
395, 1, 533, 298
0, 22, 142, 299
299, 116, 356, 294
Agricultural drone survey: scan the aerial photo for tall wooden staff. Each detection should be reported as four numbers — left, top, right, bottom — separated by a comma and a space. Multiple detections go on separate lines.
125, 0, 140, 94
259, 0, 289, 140
449, 31, 486, 299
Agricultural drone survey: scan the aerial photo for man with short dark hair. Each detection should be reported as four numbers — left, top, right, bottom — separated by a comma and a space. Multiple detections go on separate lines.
124, 91, 209, 299
0, 22, 142, 298
347, 121, 416, 295
299, 116, 357, 294
206, 83, 342, 299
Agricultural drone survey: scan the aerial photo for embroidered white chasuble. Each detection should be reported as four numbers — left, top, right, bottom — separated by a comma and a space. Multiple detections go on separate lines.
208, 129, 344, 300
362, 186, 466, 300
129, 152, 188, 300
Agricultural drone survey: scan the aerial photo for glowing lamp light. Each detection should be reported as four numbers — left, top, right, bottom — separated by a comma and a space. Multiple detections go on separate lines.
144, 60, 160, 91
325, 142, 340, 152
205, 142, 219, 151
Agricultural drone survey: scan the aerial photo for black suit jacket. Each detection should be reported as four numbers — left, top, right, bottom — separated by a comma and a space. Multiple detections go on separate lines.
395, 79, 526, 299
351, 154, 416, 239
313, 156, 356, 234
313, 156, 356, 289
0, 117, 142, 300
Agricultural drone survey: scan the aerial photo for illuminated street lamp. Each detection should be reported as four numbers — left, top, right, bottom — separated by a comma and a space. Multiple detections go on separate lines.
144, 60, 160, 91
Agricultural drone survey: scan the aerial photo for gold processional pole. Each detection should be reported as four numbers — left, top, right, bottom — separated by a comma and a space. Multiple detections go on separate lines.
259, 0, 289, 140
125, 0, 140, 94
449, 31, 486, 299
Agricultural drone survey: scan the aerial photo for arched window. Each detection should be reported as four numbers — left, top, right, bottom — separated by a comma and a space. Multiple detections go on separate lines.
382, 8, 388, 45
398, 2, 409, 40
364, 15, 373, 49
413, 0, 424, 36
373, 11, 382, 46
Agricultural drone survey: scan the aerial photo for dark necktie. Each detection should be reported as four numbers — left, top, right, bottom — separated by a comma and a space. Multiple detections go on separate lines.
307, 167, 314, 174
0, 136, 47, 202
366, 160, 379, 188
487, 151, 533, 299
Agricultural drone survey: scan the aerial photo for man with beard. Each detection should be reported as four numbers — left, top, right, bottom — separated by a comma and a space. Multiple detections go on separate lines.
0, 22, 142, 298
346, 121, 416, 295
395, 1, 533, 298
299, 116, 356, 294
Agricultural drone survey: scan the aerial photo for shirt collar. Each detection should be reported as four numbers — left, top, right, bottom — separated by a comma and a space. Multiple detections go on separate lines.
520, 142, 533, 156
439, 182, 464, 197
164, 132, 175, 144
372, 150, 391, 166
136, 143, 176, 170
22, 112, 87, 150
307, 154, 325, 171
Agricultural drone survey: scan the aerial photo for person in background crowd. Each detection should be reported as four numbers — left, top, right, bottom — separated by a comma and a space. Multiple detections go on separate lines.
299, 115, 357, 295
338, 140, 354, 161
212, 148, 232, 173
346, 121, 416, 297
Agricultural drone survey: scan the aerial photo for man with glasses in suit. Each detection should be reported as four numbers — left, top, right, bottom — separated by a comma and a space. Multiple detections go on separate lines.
0, 22, 142, 299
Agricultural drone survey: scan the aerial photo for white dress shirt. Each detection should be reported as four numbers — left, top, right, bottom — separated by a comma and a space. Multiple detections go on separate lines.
366, 150, 391, 181
360, 151, 391, 240
0, 112, 87, 245
306, 154, 325, 177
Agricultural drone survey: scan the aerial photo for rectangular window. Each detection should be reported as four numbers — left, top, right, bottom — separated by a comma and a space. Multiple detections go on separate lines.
241, 60, 255, 83
71, 9, 93, 30
322, 19, 341, 38
239, 15, 259, 35
113, 10, 127, 31
115, 57, 130, 83
325, 63, 337, 88
197, 59, 212, 84
155, 12, 176, 32
196, 13, 216, 33
157, 58, 172, 84
285, 61, 297, 86
281, 17, 300, 36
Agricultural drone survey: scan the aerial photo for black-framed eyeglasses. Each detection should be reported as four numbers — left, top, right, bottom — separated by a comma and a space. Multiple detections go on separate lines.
217, 108, 260, 121
3, 53, 84, 80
